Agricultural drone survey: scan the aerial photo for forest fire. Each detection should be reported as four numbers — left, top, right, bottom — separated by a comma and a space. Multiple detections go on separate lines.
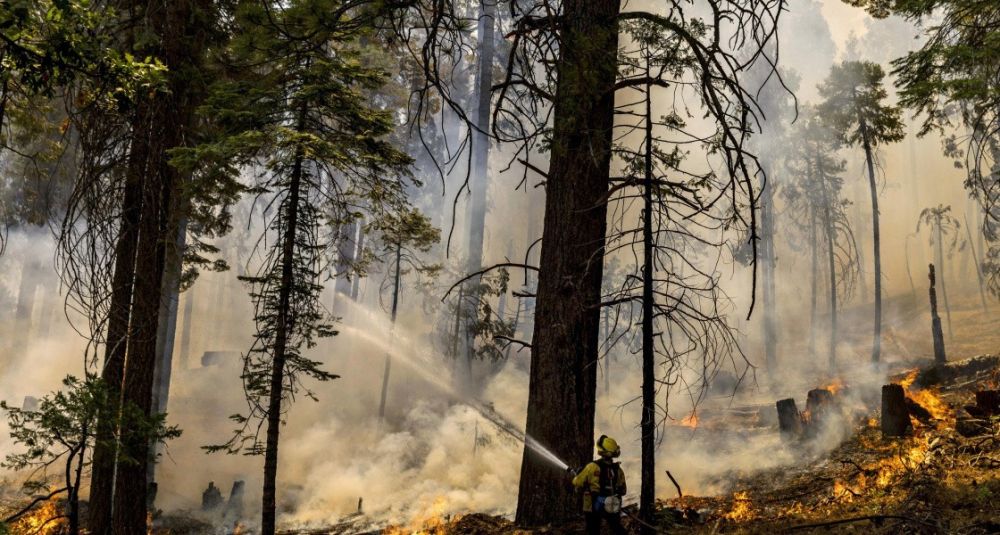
383, 497, 458, 535
679, 412, 699, 428
900, 370, 950, 421
723, 492, 754, 522
10, 500, 64, 535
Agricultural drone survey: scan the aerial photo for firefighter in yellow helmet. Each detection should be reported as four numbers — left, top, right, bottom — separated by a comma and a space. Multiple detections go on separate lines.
571, 435, 627, 535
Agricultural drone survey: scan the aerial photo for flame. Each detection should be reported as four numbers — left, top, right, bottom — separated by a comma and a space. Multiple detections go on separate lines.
680, 412, 699, 428
11, 500, 65, 535
383, 496, 460, 535
723, 491, 754, 521
822, 378, 845, 395
900, 370, 950, 421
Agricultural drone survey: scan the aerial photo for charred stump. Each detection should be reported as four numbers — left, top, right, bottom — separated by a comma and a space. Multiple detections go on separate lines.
881, 384, 912, 437
928, 264, 946, 364
777, 398, 802, 438
975, 390, 1000, 416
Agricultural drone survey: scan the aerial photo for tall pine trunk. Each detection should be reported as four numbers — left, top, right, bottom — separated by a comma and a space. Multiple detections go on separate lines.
964, 215, 989, 312
817, 165, 837, 371
639, 80, 656, 535
860, 121, 883, 363
760, 166, 778, 372
809, 210, 818, 357
261, 101, 309, 535
377, 241, 402, 426
460, 0, 497, 387
515, 0, 620, 525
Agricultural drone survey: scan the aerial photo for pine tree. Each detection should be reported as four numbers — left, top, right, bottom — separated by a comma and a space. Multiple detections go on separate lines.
193, 3, 417, 533
819, 61, 904, 365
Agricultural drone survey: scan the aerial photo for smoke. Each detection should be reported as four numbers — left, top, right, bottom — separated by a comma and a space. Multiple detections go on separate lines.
1, 1, 997, 532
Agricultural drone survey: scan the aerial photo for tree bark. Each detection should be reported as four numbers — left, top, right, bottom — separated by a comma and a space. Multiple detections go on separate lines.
860, 120, 882, 364
515, 0, 620, 525
964, 215, 989, 312
808, 210, 818, 357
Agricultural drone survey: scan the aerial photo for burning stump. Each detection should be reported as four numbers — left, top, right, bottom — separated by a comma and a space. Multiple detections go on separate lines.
882, 384, 912, 437
777, 398, 802, 438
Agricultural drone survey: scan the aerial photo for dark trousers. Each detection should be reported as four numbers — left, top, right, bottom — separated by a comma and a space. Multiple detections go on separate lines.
585, 511, 626, 535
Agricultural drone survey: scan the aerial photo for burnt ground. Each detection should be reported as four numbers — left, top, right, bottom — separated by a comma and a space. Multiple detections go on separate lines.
411, 354, 1000, 535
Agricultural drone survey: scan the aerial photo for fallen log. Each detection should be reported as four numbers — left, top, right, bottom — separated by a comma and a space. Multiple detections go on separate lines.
882, 384, 912, 437
905, 397, 934, 424
916, 355, 1000, 387
956, 417, 990, 438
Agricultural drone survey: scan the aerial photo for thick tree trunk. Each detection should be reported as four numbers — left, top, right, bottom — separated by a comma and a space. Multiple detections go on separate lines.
377, 241, 402, 426
111, 2, 207, 531
112, 110, 174, 534
88, 99, 149, 535
929, 264, 946, 363
861, 123, 882, 364
776, 398, 802, 437
515, 0, 620, 525
639, 81, 656, 535
260, 101, 309, 535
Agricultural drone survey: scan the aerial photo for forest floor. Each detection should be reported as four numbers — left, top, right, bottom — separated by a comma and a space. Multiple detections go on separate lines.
411, 354, 1000, 534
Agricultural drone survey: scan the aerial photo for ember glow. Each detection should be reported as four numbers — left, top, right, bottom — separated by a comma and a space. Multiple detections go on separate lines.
723, 491, 754, 521
900, 370, 951, 421
11, 500, 64, 535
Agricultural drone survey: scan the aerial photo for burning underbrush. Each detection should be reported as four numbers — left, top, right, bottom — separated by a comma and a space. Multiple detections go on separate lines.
653, 355, 1000, 534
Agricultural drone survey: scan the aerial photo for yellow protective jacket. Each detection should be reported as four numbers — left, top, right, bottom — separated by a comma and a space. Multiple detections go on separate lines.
571, 459, 626, 512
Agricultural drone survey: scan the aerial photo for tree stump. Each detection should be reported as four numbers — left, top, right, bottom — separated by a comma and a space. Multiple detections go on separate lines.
776, 398, 802, 437
881, 384, 912, 437
975, 390, 1000, 416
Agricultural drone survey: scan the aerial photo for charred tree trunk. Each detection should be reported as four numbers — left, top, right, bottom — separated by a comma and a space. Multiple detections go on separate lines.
515, 0, 620, 525
929, 264, 946, 364
860, 121, 882, 364
881, 384, 911, 437
934, 219, 953, 338
639, 79, 656, 535
260, 101, 309, 535
377, 241, 402, 427
777, 398, 802, 437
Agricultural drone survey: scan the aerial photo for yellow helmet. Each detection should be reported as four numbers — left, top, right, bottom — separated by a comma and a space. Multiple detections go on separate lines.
596, 435, 620, 458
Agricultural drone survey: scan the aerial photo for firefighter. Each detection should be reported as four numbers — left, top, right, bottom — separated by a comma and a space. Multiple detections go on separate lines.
571, 435, 627, 535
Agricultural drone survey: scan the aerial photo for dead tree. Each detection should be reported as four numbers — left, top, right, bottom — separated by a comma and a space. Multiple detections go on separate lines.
928, 264, 947, 363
